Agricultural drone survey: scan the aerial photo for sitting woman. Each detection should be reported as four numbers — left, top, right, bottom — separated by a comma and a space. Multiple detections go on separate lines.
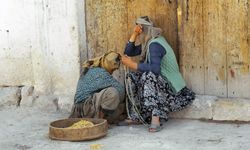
69, 51, 124, 120
120, 16, 195, 132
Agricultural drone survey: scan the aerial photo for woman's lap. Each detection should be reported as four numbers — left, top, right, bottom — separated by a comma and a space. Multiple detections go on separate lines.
69, 87, 120, 118
127, 71, 195, 123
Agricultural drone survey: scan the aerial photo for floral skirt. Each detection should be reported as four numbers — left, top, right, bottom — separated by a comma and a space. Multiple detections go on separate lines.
126, 72, 195, 124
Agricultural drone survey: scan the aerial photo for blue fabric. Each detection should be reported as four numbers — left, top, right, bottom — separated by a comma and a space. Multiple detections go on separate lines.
74, 67, 124, 104
124, 41, 166, 75
124, 41, 142, 56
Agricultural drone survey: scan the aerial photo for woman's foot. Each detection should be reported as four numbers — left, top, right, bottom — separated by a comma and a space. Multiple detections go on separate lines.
149, 116, 162, 132
148, 123, 162, 132
117, 119, 141, 126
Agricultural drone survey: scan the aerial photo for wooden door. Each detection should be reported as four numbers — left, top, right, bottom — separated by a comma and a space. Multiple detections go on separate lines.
85, 0, 178, 58
179, 0, 250, 98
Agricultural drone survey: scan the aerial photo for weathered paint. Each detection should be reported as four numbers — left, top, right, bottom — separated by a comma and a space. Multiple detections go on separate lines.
0, 0, 84, 96
179, 0, 250, 98
227, 0, 250, 98
32, 0, 82, 95
86, 0, 178, 58
203, 0, 227, 96
86, 0, 128, 57
85, 0, 179, 87
105, 0, 128, 54
85, 0, 106, 57
155, 0, 179, 59
3, 0, 248, 99
178, 0, 205, 94
0, 0, 36, 86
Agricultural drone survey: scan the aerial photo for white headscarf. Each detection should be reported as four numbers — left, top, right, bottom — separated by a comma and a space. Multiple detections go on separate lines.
135, 16, 162, 39
135, 16, 162, 60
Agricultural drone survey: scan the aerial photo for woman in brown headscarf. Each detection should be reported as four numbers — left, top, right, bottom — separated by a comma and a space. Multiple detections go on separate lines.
69, 51, 125, 121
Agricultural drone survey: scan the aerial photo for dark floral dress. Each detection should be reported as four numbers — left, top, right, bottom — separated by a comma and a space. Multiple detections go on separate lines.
126, 71, 195, 124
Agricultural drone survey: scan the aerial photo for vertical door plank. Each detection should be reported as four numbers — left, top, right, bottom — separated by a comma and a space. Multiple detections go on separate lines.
105, 0, 128, 83
127, 0, 142, 38
178, 0, 205, 94
155, 0, 179, 57
105, 0, 128, 54
86, 0, 108, 57
227, 0, 250, 98
203, 0, 228, 97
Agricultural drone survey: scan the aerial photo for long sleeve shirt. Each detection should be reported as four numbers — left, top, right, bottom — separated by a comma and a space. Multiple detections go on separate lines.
124, 41, 166, 75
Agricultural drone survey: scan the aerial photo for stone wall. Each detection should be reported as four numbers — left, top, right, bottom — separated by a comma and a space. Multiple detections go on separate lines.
0, 0, 86, 96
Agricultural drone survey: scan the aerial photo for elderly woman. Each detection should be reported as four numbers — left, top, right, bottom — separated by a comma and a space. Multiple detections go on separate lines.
120, 16, 195, 132
69, 51, 124, 121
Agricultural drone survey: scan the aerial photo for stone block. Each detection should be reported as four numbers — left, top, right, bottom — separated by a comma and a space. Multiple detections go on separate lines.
0, 87, 21, 106
170, 95, 217, 120
21, 86, 34, 97
32, 95, 59, 111
19, 86, 35, 107
213, 98, 250, 121
19, 95, 37, 107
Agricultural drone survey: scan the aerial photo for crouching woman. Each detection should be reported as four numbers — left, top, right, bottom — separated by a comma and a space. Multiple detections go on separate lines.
120, 16, 195, 132
69, 51, 124, 121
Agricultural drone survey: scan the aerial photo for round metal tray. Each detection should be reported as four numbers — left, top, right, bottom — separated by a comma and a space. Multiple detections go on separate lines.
49, 118, 108, 141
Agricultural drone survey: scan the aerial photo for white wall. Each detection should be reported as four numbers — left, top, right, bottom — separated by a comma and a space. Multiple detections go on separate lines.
0, 0, 35, 86
0, 0, 86, 96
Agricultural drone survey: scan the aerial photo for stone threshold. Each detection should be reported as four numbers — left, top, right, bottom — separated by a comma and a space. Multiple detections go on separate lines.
170, 95, 250, 121
1, 86, 250, 121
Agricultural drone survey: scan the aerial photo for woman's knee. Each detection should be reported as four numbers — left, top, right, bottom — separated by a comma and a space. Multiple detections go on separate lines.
101, 87, 120, 111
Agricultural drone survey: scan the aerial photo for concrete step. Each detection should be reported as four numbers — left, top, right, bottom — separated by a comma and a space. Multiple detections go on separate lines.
1, 86, 250, 121
170, 95, 250, 121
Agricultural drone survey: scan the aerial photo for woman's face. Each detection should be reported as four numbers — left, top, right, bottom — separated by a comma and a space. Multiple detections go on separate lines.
139, 32, 146, 43
139, 25, 151, 44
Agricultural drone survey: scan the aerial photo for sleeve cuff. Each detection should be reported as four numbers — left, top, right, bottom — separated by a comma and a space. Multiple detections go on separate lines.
137, 63, 144, 72
127, 41, 135, 44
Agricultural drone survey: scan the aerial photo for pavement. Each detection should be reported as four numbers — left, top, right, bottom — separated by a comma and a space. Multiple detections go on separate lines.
0, 106, 250, 150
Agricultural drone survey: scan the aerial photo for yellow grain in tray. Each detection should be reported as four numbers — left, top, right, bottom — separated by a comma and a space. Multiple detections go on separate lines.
67, 120, 94, 129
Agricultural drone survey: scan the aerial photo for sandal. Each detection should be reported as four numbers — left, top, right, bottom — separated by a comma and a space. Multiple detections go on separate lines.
117, 119, 141, 126
148, 123, 163, 132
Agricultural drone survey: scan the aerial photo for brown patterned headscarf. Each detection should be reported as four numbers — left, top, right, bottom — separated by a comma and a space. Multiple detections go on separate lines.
82, 51, 121, 75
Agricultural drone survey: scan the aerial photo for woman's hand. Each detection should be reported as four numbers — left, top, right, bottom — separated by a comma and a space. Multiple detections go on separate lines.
121, 55, 138, 70
129, 25, 142, 42
133, 25, 143, 35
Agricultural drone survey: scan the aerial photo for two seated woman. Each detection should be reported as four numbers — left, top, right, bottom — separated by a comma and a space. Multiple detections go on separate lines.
69, 16, 195, 132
